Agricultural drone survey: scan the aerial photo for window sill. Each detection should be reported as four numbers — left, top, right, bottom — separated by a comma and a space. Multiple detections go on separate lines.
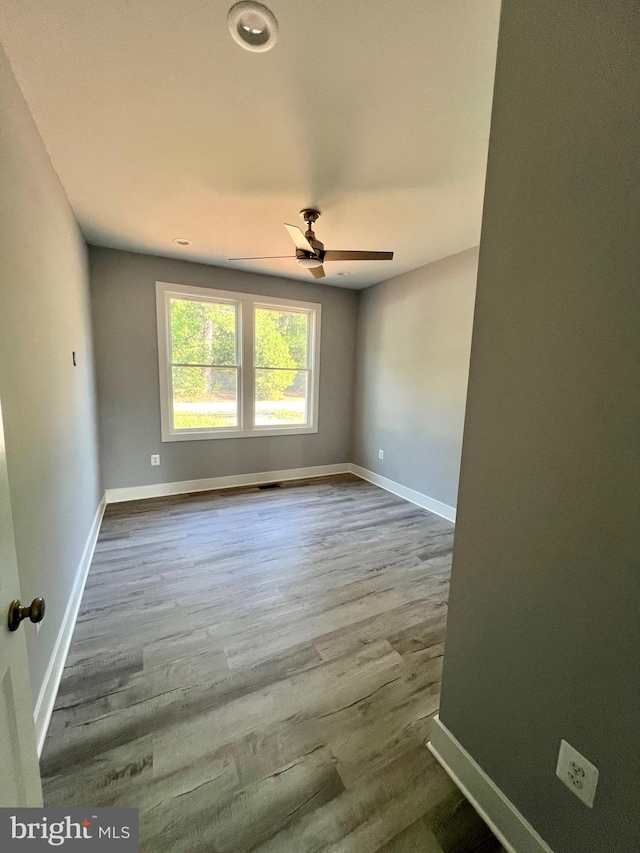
161, 426, 319, 442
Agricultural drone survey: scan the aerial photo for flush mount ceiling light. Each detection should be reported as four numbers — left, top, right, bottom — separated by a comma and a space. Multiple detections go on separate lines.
296, 254, 323, 269
173, 238, 192, 246
227, 1, 279, 53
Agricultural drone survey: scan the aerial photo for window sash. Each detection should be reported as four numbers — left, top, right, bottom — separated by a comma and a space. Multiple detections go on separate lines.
252, 305, 313, 429
168, 295, 240, 369
253, 367, 311, 430
156, 282, 321, 441
253, 304, 311, 370
170, 365, 241, 433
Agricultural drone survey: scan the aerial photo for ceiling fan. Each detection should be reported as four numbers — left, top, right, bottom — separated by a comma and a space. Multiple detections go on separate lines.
229, 209, 394, 279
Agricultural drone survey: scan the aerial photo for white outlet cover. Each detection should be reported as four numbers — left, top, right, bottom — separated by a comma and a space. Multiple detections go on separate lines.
556, 739, 599, 808
378, 449, 384, 459
151, 454, 160, 466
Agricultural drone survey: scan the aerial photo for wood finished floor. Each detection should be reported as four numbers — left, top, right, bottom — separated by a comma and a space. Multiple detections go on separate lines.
41, 474, 502, 853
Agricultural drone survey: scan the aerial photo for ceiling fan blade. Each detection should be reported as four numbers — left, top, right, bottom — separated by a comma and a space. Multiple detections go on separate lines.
309, 265, 325, 279
228, 255, 294, 260
284, 223, 315, 253
323, 250, 394, 262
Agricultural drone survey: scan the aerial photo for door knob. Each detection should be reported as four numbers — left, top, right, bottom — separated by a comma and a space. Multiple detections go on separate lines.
7, 597, 45, 632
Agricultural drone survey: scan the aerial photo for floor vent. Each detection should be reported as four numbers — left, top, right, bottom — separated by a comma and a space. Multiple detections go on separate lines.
258, 482, 282, 490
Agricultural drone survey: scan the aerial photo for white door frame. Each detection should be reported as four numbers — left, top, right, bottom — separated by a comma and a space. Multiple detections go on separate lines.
0, 397, 43, 806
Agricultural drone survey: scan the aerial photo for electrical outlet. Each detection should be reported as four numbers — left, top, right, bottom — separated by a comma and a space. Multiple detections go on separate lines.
556, 739, 599, 808
150, 454, 160, 466
378, 449, 384, 459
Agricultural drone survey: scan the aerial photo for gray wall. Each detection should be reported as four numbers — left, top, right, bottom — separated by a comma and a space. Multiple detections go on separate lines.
439, 2, 639, 852
90, 247, 358, 490
0, 45, 102, 703
353, 248, 478, 509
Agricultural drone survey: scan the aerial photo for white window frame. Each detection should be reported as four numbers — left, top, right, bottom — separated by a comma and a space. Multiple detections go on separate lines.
156, 281, 321, 441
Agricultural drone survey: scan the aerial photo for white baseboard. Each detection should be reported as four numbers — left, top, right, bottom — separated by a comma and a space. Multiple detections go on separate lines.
105, 463, 351, 504
428, 715, 554, 853
349, 464, 456, 523
33, 494, 107, 756
105, 463, 458, 525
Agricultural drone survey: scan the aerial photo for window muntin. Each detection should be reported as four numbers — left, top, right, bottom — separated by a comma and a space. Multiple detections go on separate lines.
156, 282, 320, 441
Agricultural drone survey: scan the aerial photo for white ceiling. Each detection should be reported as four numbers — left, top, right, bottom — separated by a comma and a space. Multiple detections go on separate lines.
0, 0, 500, 289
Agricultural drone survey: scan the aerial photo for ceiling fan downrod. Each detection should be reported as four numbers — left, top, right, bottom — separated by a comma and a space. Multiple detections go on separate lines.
300, 208, 320, 242
298, 209, 323, 261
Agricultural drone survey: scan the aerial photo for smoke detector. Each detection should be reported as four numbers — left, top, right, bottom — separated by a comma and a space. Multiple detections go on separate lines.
227, 2, 279, 53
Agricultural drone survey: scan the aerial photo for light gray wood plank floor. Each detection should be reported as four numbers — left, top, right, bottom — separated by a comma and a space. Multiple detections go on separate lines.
41, 474, 502, 853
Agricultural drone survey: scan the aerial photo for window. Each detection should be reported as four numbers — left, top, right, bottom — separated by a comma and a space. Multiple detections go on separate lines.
156, 282, 321, 441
